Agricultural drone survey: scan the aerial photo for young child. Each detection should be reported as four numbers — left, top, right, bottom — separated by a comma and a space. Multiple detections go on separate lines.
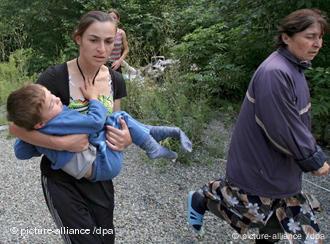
7, 82, 192, 181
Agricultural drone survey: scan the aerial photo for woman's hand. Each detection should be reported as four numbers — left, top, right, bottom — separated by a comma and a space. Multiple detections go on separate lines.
105, 118, 132, 151
312, 162, 330, 176
111, 60, 122, 71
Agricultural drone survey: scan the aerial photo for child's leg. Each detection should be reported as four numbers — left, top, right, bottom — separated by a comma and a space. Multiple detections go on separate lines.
108, 111, 178, 160
88, 131, 123, 181
148, 126, 192, 152
140, 136, 178, 159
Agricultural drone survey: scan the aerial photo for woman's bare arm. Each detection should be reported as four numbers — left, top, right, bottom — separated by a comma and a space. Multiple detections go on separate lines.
9, 123, 89, 152
113, 99, 121, 112
120, 29, 129, 61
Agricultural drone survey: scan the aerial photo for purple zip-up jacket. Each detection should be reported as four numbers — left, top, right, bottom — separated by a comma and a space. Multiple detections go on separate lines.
226, 47, 327, 198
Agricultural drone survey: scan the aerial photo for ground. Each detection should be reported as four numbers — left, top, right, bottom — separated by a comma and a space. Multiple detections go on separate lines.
0, 119, 329, 243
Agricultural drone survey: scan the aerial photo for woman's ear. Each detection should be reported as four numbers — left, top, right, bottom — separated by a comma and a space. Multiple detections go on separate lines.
75, 35, 81, 45
281, 33, 289, 45
34, 121, 45, 129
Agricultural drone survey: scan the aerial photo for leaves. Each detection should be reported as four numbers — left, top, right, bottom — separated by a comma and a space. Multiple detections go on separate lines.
0, 0, 329, 146
306, 67, 330, 145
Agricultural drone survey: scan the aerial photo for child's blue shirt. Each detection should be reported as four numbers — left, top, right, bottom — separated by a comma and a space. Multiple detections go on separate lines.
14, 99, 112, 170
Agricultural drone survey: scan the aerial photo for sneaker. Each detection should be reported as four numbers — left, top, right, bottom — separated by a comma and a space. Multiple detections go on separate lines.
187, 191, 205, 236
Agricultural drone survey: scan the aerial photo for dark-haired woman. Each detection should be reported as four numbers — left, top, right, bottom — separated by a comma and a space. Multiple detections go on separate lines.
9, 11, 132, 243
188, 9, 329, 243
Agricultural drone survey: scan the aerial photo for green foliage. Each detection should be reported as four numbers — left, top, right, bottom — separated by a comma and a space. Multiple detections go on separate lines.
172, 23, 248, 101
122, 68, 211, 163
0, 49, 35, 105
168, 0, 330, 145
306, 67, 330, 146
172, 1, 221, 41
0, 0, 329, 147
0, 21, 26, 62
175, 23, 228, 67
0, 0, 112, 72
116, 1, 182, 65
121, 78, 145, 118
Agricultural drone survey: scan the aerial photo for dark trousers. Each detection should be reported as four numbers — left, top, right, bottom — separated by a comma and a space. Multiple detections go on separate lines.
203, 179, 320, 243
41, 175, 115, 244
256, 213, 283, 243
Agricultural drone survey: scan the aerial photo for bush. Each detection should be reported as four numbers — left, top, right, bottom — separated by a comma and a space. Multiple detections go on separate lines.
306, 67, 330, 147
122, 68, 211, 163
0, 48, 35, 105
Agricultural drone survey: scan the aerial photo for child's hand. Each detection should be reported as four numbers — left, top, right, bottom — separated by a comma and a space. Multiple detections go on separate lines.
80, 77, 99, 100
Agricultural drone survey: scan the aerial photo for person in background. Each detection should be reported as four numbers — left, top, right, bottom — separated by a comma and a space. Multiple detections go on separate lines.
9, 11, 131, 244
108, 9, 129, 73
187, 8, 329, 244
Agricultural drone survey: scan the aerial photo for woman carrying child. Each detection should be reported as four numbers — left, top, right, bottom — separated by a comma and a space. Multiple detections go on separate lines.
9, 11, 131, 244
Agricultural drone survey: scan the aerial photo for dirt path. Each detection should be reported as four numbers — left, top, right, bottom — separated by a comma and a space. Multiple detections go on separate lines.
1, 128, 329, 243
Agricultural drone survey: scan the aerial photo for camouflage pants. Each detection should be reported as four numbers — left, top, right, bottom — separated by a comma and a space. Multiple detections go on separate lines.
202, 178, 323, 243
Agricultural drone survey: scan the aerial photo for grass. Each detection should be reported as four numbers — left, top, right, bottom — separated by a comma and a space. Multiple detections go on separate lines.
0, 104, 7, 125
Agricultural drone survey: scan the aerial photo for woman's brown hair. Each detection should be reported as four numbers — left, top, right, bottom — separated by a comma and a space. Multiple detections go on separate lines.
276, 9, 328, 47
72, 10, 115, 43
108, 9, 120, 20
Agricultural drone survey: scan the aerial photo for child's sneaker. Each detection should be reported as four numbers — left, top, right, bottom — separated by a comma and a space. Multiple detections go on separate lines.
187, 191, 206, 236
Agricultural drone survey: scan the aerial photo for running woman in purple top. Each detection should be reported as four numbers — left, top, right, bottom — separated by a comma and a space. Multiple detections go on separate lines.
187, 9, 329, 244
